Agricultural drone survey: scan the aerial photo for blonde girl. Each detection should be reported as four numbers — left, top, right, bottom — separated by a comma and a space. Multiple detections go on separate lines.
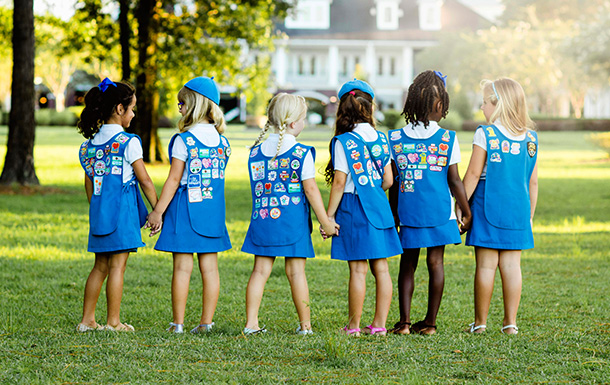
148, 76, 231, 334
241, 93, 338, 335
459, 78, 538, 334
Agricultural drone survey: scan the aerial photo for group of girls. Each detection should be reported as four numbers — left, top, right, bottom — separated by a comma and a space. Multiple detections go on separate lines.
75, 71, 538, 337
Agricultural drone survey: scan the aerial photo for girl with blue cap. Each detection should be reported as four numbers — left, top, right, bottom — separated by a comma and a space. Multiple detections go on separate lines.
460, 78, 538, 335
147, 76, 231, 334
76, 78, 159, 332
241, 93, 339, 335
387, 70, 471, 336
323, 79, 402, 336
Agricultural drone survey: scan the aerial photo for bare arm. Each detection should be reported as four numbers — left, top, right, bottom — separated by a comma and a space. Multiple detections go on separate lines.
462, 145, 487, 199
326, 171, 347, 219
447, 163, 472, 232
132, 159, 158, 208
381, 162, 393, 191
84, 174, 93, 203
529, 161, 538, 223
303, 178, 339, 237
146, 159, 185, 235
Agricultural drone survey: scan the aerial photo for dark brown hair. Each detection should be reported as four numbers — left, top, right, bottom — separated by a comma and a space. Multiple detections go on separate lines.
77, 81, 135, 139
401, 70, 449, 128
324, 90, 375, 184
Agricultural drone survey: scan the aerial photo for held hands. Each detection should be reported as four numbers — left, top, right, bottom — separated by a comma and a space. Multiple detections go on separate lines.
145, 211, 163, 237
455, 205, 472, 234
319, 216, 340, 240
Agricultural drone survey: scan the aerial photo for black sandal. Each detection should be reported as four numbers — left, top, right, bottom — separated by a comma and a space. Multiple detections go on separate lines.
411, 321, 437, 335
389, 321, 411, 335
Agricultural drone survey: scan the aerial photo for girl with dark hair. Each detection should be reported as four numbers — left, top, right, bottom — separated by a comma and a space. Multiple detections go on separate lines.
388, 70, 471, 336
76, 78, 158, 332
323, 79, 402, 336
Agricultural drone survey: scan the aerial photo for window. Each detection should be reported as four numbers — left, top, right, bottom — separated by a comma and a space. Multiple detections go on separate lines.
378, 57, 383, 76
311, 57, 316, 76
374, 0, 403, 30
298, 56, 304, 76
419, 0, 442, 31
285, 0, 331, 29
390, 57, 396, 76
342, 56, 348, 76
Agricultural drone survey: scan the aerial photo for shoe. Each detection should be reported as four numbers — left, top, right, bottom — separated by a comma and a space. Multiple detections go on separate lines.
296, 326, 313, 335
363, 324, 387, 336
191, 322, 215, 334
411, 321, 437, 335
105, 322, 135, 332
465, 322, 486, 333
389, 321, 411, 335
167, 322, 184, 333
76, 323, 103, 332
342, 326, 361, 336
501, 324, 519, 334
243, 326, 267, 335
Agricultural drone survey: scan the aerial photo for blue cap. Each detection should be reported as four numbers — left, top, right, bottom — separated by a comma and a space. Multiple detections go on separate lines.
338, 79, 375, 100
184, 76, 220, 105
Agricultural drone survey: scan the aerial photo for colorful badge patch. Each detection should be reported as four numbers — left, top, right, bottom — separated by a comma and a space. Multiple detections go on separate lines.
428, 144, 438, 154
290, 171, 299, 183
416, 143, 427, 153
280, 171, 289, 181
202, 187, 213, 199
390, 130, 402, 141
252, 210, 259, 219
414, 170, 423, 180
202, 158, 212, 168
489, 139, 500, 150
264, 183, 272, 194
116, 133, 129, 144
419, 154, 428, 165
437, 156, 447, 167
186, 137, 196, 146
94, 160, 106, 176
268, 171, 277, 181
270, 208, 281, 219
393, 144, 403, 154
430, 166, 442, 172
221, 136, 229, 147
225, 147, 232, 157
270, 197, 279, 207
274, 183, 286, 193
490, 153, 502, 162
442, 131, 451, 142
405, 180, 414, 192
293, 146, 305, 158
485, 127, 496, 137
212, 169, 219, 179
502, 140, 510, 153
371, 144, 382, 157
427, 154, 438, 165
261, 197, 268, 207
438, 143, 449, 155
403, 143, 415, 153
280, 195, 290, 206
510, 143, 521, 155
111, 142, 120, 153
93, 176, 103, 195
288, 183, 301, 193
212, 158, 219, 168
350, 150, 361, 160
202, 169, 211, 179
190, 158, 202, 173
358, 175, 369, 185
280, 158, 290, 168
95, 149, 104, 159
406, 153, 419, 164
268, 159, 278, 170
259, 209, 269, 219
187, 174, 201, 188
202, 179, 211, 187
291, 196, 301, 205
188, 187, 203, 203
382, 144, 389, 154
111, 156, 123, 166
353, 162, 364, 174
250, 147, 259, 158
404, 170, 413, 179
200, 148, 210, 158
111, 166, 121, 175
251, 161, 265, 181
527, 132, 536, 142
346, 140, 357, 150
527, 142, 537, 157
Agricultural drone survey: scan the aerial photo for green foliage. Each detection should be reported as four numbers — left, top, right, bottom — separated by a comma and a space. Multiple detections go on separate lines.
441, 110, 464, 131
449, 84, 473, 121
588, 132, 610, 157
381, 109, 403, 129
1, 128, 609, 383
34, 109, 79, 126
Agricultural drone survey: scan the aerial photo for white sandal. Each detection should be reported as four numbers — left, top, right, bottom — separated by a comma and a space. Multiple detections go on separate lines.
105, 323, 135, 332
501, 324, 519, 334
190, 322, 214, 334
296, 326, 313, 335
76, 323, 104, 332
467, 322, 486, 333
167, 322, 184, 333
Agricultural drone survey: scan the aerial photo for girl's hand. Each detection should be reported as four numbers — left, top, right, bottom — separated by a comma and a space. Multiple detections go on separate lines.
320, 217, 340, 239
146, 211, 163, 236
460, 211, 472, 233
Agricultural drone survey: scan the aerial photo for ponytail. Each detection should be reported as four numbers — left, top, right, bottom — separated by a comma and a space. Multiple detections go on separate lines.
77, 81, 135, 139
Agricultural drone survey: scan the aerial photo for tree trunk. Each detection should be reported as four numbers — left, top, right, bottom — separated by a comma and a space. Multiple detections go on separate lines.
132, 0, 165, 163
0, 0, 38, 185
119, 0, 131, 81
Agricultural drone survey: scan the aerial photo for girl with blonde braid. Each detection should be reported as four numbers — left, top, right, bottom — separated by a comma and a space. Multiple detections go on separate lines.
242, 93, 339, 335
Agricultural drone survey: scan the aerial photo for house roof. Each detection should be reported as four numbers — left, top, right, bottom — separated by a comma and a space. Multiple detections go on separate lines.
277, 0, 491, 41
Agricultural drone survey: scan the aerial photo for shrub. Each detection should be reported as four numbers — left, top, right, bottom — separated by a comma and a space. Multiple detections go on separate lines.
382, 109, 403, 129
588, 132, 610, 157
441, 110, 464, 131
35, 109, 78, 126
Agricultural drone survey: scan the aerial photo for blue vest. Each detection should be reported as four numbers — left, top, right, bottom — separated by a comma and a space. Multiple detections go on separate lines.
168, 131, 231, 237
247, 143, 313, 246
481, 125, 538, 230
389, 127, 455, 227
333, 131, 394, 230
79, 132, 147, 236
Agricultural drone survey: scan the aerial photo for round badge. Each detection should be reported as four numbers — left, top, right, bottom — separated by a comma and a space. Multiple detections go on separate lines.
226, 147, 231, 156
358, 175, 369, 185
255, 181, 264, 197
95, 149, 104, 159
190, 158, 202, 173
372, 144, 382, 157
290, 159, 300, 170
252, 211, 259, 219
94, 160, 106, 176
270, 208, 281, 219
396, 154, 408, 170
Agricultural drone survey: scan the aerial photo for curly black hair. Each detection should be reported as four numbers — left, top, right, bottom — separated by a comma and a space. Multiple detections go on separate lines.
401, 70, 449, 128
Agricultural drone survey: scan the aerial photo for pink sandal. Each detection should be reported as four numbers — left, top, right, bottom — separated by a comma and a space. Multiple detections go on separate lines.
364, 325, 387, 335
342, 326, 361, 336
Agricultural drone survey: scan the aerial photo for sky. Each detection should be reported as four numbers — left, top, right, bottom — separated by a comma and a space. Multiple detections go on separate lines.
28, 0, 504, 22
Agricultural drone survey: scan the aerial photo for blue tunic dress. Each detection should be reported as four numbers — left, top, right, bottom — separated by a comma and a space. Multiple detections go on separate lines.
330, 131, 402, 261
241, 143, 315, 258
79, 132, 148, 253
155, 131, 232, 253
388, 127, 461, 249
465, 125, 538, 250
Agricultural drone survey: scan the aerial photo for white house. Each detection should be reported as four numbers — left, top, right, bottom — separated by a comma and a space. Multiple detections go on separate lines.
271, 0, 491, 116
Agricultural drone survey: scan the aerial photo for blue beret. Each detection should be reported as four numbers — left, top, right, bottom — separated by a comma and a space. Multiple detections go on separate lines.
338, 79, 375, 100
184, 76, 220, 105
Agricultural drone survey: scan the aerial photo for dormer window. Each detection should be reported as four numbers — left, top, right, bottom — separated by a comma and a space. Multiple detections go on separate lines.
418, 0, 443, 31
371, 0, 403, 30
285, 0, 332, 30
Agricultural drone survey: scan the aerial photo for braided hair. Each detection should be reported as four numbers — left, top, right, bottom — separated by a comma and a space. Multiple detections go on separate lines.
324, 89, 375, 185
77, 81, 135, 139
401, 70, 449, 128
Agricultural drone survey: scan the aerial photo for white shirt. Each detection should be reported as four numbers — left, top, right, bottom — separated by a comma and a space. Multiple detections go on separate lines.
333, 123, 390, 193
171, 123, 222, 185
260, 133, 315, 180
91, 124, 143, 183
473, 121, 526, 179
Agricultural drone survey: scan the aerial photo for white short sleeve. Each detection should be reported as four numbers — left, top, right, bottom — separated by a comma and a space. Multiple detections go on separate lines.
473, 127, 487, 150
170, 135, 188, 162
333, 141, 349, 174
124, 137, 143, 165
301, 151, 316, 181
449, 135, 461, 166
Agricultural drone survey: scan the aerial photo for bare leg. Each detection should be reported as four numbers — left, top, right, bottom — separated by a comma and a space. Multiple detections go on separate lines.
285, 258, 311, 330
171, 253, 194, 325
106, 252, 130, 328
396, 248, 419, 324
244, 256, 275, 330
369, 258, 392, 331
498, 250, 522, 334
347, 260, 368, 330
473, 247, 499, 331
423, 246, 445, 326
80, 253, 110, 328
197, 252, 219, 325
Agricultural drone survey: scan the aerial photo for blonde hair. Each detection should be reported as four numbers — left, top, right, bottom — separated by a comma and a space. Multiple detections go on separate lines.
249, 93, 307, 159
177, 87, 226, 134
481, 78, 535, 135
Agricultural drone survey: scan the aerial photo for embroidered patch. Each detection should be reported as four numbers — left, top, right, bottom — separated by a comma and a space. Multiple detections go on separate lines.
186, 137, 196, 146
280, 195, 290, 206
527, 142, 537, 157
274, 183, 286, 193
268, 159, 278, 170
288, 183, 301, 193
111, 142, 120, 153
268, 171, 277, 181
510, 142, 521, 155
485, 127, 496, 137
190, 158, 202, 173
251, 161, 265, 181
390, 130, 402, 141
527, 132, 536, 142
202, 187, 213, 199
490, 153, 502, 162
188, 187, 203, 203
350, 150, 360, 160
438, 143, 449, 155
95, 149, 104, 159
270, 208, 281, 219
290, 159, 300, 170
353, 162, 364, 174
94, 160, 106, 176
489, 139, 500, 150
371, 144, 382, 157
270, 197, 279, 207
502, 140, 510, 153
358, 175, 368, 185
188, 174, 201, 188
264, 183, 272, 194
201, 148, 210, 158
93, 176, 103, 195
250, 147, 259, 158
291, 196, 301, 205
346, 139, 357, 150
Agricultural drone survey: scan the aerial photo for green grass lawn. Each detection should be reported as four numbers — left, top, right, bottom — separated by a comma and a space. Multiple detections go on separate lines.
0, 126, 609, 384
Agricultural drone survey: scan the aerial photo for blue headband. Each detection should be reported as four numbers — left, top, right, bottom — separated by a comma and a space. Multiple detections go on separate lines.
98, 78, 117, 92
434, 71, 447, 87
491, 82, 500, 101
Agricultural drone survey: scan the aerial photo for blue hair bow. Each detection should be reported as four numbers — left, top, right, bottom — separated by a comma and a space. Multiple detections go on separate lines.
98, 78, 117, 92
434, 71, 447, 87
